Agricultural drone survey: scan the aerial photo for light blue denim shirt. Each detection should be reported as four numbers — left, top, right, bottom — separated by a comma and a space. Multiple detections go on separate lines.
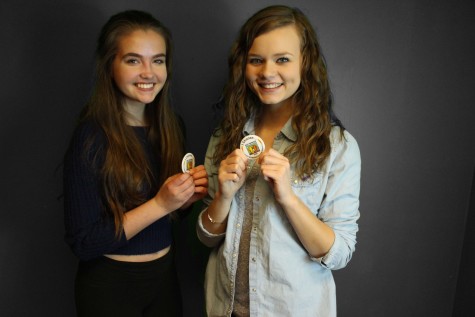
197, 117, 361, 317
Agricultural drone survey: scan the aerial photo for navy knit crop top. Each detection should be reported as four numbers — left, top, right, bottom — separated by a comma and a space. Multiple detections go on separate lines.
63, 121, 172, 261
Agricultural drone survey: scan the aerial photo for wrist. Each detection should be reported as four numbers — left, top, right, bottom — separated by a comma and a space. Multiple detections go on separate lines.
204, 191, 231, 226
278, 192, 300, 210
215, 191, 233, 205
152, 196, 171, 216
206, 209, 227, 224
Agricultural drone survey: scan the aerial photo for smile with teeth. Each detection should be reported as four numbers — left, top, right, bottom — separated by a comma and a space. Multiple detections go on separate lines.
136, 83, 155, 89
259, 82, 283, 89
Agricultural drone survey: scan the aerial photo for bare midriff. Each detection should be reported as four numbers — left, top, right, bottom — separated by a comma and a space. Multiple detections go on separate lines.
104, 245, 170, 262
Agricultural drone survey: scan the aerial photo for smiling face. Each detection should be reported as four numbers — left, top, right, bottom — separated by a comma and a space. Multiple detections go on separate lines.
245, 25, 302, 111
112, 29, 167, 109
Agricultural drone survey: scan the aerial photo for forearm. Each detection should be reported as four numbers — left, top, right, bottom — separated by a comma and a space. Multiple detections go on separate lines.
280, 194, 335, 258
123, 197, 170, 239
201, 191, 232, 234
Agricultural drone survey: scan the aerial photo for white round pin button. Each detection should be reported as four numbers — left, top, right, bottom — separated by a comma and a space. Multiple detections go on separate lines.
181, 153, 195, 173
240, 135, 265, 159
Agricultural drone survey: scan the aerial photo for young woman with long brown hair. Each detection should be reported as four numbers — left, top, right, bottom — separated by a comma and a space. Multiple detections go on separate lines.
197, 5, 361, 316
63, 10, 207, 316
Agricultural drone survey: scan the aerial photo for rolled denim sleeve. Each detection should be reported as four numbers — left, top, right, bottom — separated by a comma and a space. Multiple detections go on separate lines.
196, 133, 227, 248
311, 131, 361, 270
196, 208, 226, 247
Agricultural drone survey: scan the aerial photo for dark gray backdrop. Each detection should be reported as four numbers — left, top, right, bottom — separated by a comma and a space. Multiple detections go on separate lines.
1, 0, 474, 316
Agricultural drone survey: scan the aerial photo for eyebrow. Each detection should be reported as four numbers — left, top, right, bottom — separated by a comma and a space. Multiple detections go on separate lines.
247, 52, 295, 57
122, 52, 166, 59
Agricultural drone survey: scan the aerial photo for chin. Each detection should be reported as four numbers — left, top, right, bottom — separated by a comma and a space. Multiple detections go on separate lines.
140, 95, 159, 104
260, 98, 282, 105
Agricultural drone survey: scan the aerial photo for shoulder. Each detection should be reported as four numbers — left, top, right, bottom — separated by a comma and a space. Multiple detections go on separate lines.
329, 126, 361, 163
67, 120, 107, 162
330, 126, 358, 146
73, 119, 102, 137
71, 120, 105, 146
176, 114, 186, 134
208, 128, 224, 145
204, 128, 225, 168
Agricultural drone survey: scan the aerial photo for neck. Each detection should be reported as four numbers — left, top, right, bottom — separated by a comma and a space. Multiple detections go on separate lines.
256, 101, 294, 133
123, 101, 146, 126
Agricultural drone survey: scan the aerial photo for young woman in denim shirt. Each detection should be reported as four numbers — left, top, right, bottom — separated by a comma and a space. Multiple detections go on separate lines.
197, 5, 361, 317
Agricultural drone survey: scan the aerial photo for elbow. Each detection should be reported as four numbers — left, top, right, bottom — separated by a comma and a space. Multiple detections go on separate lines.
67, 243, 97, 262
195, 216, 225, 248
196, 227, 223, 248
65, 235, 102, 262
318, 232, 357, 270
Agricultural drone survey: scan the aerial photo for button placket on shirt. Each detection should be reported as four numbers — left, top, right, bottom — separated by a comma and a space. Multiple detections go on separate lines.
230, 188, 246, 310
248, 162, 261, 307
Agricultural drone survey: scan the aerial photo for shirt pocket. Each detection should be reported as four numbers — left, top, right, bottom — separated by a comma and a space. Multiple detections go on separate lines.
290, 171, 323, 215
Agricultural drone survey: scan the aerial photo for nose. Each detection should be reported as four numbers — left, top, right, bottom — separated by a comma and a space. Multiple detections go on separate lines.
260, 61, 276, 78
140, 62, 153, 79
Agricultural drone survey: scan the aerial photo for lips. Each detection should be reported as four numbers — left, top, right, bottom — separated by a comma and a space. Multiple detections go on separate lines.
258, 82, 283, 89
136, 83, 155, 89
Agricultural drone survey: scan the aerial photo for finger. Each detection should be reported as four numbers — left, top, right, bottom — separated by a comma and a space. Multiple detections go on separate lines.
261, 168, 277, 181
170, 171, 192, 181
219, 172, 240, 183
261, 167, 290, 187
227, 149, 248, 166
235, 149, 249, 162
260, 153, 288, 166
222, 163, 246, 177
169, 174, 195, 193
264, 148, 287, 160
194, 186, 208, 194
189, 165, 206, 175
178, 179, 196, 197
194, 177, 208, 187
224, 156, 246, 170
220, 159, 246, 178
190, 168, 208, 180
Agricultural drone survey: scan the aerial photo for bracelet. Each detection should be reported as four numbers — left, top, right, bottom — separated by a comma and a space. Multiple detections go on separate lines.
207, 210, 225, 224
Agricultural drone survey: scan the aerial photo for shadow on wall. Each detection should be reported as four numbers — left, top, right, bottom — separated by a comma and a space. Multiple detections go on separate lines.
0, 2, 105, 316
6, 1, 474, 317
168, 2, 236, 316
453, 164, 475, 316
168, 1, 239, 162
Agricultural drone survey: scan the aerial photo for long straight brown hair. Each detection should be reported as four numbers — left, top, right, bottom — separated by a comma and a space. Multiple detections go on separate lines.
214, 5, 343, 178
79, 10, 184, 236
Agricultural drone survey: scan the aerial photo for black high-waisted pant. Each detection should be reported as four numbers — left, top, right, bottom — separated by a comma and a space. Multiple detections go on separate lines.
75, 250, 182, 317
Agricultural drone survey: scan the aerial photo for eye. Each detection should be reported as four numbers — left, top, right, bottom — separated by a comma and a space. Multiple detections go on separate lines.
248, 57, 263, 65
276, 57, 290, 63
153, 58, 165, 64
125, 58, 140, 64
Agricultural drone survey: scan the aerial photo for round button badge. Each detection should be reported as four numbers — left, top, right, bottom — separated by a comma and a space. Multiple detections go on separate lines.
240, 135, 265, 159
181, 153, 195, 173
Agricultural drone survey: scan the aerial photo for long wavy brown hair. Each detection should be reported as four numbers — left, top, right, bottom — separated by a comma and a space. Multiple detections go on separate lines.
214, 5, 343, 178
79, 10, 184, 236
